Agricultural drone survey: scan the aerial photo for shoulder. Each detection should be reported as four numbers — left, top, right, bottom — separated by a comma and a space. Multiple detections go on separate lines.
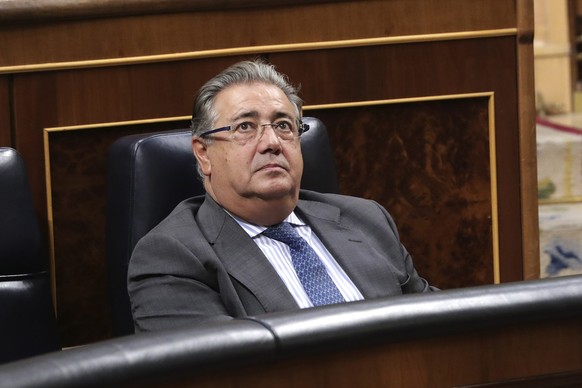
149, 195, 206, 234
298, 189, 383, 212
129, 194, 216, 269
298, 189, 397, 233
135, 194, 220, 251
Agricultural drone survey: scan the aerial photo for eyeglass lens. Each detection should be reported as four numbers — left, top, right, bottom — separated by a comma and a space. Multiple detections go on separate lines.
231, 122, 299, 144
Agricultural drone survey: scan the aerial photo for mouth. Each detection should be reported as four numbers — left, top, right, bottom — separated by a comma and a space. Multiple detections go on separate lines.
257, 162, 288, 173
259, 163, 287, 171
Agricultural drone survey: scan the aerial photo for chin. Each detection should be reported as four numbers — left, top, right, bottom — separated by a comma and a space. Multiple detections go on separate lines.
255, 178, 298, 197
259, 190, 295, 201
257, 185, 298, 201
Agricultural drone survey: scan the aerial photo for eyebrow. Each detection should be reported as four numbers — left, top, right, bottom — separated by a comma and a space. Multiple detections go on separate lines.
231, 111, 259, 122
231, 110, 295, 122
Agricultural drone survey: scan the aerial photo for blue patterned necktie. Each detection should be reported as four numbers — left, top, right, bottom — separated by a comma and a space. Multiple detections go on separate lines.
262, 222, 345, 306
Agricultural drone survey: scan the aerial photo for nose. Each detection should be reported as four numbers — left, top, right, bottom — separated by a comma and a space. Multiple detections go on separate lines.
257, 124, 282, 152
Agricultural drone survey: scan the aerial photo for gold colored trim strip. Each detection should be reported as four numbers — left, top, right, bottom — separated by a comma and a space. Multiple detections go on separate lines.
45, 115, 191, 132
304, 92, 495, 110
488, 94, 500, 284
2, 28, 517, 74
44, 93, 495, 130
43, 129, 58, 311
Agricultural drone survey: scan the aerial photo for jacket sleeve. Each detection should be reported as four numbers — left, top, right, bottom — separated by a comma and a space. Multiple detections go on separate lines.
127, 231, 238, 332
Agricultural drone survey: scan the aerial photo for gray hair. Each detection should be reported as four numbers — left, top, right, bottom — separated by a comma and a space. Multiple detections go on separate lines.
191, 60, 303, 138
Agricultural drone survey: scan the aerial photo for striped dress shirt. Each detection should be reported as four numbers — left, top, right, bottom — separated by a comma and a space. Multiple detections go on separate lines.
229, 211, 364, 308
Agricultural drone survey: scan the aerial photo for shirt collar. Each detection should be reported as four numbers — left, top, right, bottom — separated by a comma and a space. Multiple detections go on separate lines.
225, 210, 306, 238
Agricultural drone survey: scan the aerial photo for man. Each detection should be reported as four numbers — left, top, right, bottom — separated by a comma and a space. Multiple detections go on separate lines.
128, 60, 435, 332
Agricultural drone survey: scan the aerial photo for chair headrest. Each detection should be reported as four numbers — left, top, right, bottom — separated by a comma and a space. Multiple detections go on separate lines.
0, 148, 46, 274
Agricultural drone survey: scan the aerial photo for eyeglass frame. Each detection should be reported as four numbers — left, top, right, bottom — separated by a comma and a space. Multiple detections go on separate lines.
198, 119, 310, 144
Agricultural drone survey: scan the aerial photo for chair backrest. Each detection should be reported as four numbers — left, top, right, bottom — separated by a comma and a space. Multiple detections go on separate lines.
0, 148, 60, 363
106, 117, 338, 336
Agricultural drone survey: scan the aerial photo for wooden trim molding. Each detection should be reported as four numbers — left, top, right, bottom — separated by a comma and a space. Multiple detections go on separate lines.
516, 0, 539, 279
488, 93, 501, 284
43, 129, 57, 308
44, 116, 191, 133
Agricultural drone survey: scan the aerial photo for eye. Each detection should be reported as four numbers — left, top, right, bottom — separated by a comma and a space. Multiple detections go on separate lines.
274, 121, 293, 131
234, 122, 257, 132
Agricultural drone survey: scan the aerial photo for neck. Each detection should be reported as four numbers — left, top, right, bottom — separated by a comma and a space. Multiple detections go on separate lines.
204, 183, 297, 226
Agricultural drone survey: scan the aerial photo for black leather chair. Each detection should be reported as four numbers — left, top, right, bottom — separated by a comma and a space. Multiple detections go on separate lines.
106, 117, 339, 336
0, 148, 60, 364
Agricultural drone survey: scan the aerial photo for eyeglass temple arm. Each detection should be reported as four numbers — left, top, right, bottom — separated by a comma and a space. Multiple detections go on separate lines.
200, 126, 230, 137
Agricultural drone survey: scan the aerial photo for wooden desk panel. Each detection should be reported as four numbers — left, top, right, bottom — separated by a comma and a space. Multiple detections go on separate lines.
154, 318, 582, 388
0, 0, 516, 68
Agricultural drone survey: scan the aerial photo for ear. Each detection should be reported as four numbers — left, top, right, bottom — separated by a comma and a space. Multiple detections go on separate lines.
192, 137, 212, 177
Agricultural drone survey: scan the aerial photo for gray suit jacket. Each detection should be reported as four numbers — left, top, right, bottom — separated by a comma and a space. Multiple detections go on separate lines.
128, 190, 434, 332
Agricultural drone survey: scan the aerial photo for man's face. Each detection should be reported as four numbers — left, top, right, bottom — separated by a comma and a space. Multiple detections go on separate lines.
193, 82, 303, 223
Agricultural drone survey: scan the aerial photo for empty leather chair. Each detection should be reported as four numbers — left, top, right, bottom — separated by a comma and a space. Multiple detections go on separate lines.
106, 117, 339, 336
0, 147, 60, 364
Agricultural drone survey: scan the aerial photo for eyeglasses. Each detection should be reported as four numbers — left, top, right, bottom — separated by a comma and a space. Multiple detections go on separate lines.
199, 119, 310, 145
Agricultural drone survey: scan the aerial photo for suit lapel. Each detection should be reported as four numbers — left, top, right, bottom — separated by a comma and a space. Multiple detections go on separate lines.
296, 199, 402, 298
197, 196, 299, 313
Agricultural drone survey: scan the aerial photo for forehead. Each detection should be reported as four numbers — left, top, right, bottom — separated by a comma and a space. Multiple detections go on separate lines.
213, 82, 295, 120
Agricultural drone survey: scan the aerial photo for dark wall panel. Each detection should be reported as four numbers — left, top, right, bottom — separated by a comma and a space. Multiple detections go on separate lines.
308, 98, 493, 289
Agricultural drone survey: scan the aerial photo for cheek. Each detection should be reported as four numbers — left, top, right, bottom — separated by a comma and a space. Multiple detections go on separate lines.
287, 147, 304, 175
217, 148, 253, 178
207, 146, 228, 176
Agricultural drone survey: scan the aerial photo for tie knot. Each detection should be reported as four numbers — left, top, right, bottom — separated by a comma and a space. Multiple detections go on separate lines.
262, 222, 301, 247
